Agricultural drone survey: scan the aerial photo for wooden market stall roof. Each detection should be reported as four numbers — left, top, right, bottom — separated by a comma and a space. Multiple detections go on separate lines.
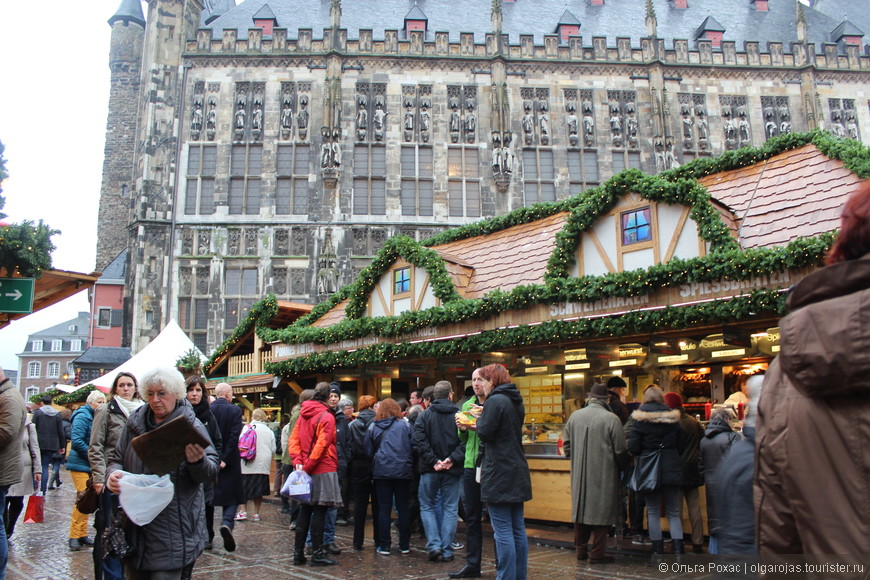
205, 299, 312, 376
700, 143, 863, 249
0, 269, 100, 330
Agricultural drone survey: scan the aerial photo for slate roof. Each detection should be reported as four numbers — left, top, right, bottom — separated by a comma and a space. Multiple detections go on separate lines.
201, 0, 859, 49
813, 0, 870, 45
109, 0, 145, 28
100, 250, 127, 282
698, 144, 861, 250
74, 346, 132, 366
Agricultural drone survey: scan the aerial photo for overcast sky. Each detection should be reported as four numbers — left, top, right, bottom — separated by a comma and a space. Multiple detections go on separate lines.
0, 1, 124, 372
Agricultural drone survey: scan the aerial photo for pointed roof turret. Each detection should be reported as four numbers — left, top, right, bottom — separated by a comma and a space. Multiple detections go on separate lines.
831, 20, 865, 42
796, 1, 808, 42
557, 9, 581, 26
253, 5, 277, 21
695, 15, 725, 38
108, 0, 145, 28
405, 3, 428, 22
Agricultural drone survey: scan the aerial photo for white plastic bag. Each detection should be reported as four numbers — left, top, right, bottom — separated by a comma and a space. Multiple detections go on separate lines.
117, 471, 175, 525
281, 469, 312, 504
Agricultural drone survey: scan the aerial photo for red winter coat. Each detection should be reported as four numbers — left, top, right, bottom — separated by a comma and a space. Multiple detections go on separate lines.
289, 400, 337, 475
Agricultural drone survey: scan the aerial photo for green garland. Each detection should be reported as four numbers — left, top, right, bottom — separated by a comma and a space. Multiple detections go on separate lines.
265, 229, 831, 348
204, 294, 279, 372
266, 289, 787, 374
545, 171, 737, 281
343, 235, 463, 320
53, 384, 97, 406
28, 387, 63, 405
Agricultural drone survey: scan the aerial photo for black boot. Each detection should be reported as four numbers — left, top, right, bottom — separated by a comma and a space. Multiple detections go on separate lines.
311, 548, 338, 566
648, 539, 664, 567
293, 527, 307, 565
672, 539, 685, 555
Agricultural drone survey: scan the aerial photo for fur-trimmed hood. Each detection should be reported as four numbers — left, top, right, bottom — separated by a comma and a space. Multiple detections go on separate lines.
630, 402, 680, 424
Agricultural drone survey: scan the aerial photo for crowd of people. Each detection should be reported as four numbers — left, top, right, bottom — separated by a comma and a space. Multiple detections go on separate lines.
1, 183, 869, 577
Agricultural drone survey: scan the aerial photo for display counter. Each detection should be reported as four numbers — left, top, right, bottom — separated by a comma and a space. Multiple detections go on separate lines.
525, 455, 573, 523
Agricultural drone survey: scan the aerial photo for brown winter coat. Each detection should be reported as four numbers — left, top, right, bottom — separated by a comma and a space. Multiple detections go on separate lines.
563, 398, 627, 525
755, 254, 870, 555
0, 378, 26, 487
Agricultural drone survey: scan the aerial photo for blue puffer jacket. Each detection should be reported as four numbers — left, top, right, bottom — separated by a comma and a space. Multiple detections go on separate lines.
366, 416, 414, 480
67, 404, 95, 473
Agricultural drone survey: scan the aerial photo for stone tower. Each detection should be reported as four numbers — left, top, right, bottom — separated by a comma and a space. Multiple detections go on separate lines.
95, 0, 145, 272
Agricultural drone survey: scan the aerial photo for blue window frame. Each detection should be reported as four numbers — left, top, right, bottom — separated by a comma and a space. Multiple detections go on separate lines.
621, 207, 652, 245
394, 267, 411, 295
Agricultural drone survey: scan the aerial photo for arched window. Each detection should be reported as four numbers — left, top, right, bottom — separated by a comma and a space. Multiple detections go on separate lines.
28, 361, 41, 378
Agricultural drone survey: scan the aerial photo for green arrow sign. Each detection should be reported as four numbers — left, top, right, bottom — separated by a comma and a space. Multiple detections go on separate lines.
0, 278, 35, 314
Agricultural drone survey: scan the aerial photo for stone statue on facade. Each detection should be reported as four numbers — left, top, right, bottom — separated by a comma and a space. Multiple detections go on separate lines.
464, 98, 477, 143
582, 101, 594, 146
296, 95, 309, 140
449, 96, 461, 143
191, 96, 204, 139
566, 101, 579, 147
420, 99, 431, 143
206, 96, 217, 141
373, 96, 386, 142
522, 101, 534, 145
356, 96, 368, 141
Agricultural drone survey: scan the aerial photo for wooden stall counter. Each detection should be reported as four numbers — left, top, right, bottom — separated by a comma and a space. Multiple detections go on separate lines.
525, 455, 572, 523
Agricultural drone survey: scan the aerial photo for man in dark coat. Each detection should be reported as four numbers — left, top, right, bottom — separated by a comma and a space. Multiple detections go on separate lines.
563, 383, 627, 563
606, 376, 630, 424
412, 380, 465, 563
31, 394, 66, 494
664, 392, 705, 553
210, 382, 244, 552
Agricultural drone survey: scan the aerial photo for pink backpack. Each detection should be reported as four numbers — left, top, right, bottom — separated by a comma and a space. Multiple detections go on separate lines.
238, 424, 258, 461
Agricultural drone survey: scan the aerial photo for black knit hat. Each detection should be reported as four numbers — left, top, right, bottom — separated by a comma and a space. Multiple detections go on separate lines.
329, 381, 341, 395
607, 376, 627, 390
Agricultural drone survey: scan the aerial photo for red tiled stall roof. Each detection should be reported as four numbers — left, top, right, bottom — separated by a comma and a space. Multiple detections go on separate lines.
431, 211, 569, 299
700, 144, 862, 249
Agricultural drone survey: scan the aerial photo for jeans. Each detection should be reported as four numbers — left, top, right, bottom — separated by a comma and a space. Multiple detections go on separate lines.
39, 451, 55, 494
219, 504, 238, 529
462, 468, 484, 570
1, 485, 8, 580
488, 502, 528, 580
418, 472, 461, 557
307, 507, 337, 547
644, 486, 683, 541
374, 478, 411, 551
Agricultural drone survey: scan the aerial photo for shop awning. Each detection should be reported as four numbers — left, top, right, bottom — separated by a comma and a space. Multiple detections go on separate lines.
0, 269, 101, 330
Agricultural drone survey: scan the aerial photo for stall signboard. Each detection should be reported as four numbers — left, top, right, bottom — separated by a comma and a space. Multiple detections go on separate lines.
361, 366, 392, 378
399, 364, 430, 377
0, 278, 34, 314
437, 358, 469, 373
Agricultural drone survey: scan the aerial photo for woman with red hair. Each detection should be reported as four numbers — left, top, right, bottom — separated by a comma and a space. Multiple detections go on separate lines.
475, 364, 532, 580
755, 181, 870, 554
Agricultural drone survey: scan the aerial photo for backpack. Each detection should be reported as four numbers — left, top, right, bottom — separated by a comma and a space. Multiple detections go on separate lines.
238, 424, 258, 462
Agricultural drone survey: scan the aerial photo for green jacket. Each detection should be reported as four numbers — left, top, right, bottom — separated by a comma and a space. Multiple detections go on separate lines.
459, 396, 482, 469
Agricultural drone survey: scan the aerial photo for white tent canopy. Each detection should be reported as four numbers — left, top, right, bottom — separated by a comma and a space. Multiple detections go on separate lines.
91, 320, 204, 392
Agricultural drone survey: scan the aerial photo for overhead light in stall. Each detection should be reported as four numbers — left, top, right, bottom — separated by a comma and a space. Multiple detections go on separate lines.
564, 373, 585, 381
565, 362, 591, 370
524, 366, 549, 373
611, 369, 623, 376
609, 359, 637, 367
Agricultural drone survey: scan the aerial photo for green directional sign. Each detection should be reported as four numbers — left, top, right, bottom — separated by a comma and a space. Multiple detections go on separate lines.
0, 278, 35, 314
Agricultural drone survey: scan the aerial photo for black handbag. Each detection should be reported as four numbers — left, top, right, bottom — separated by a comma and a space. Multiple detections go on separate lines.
75, 478, 99, 515
627, 446, 663, 493
102, 510, 138, 560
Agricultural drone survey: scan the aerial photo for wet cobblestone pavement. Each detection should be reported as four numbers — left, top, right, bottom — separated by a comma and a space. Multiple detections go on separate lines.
6, 483, 667, 579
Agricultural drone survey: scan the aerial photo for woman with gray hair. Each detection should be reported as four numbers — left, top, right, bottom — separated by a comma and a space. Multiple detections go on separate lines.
67, 389, 107, 551
107, 367, 219, 578
89, 371, 143, 579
